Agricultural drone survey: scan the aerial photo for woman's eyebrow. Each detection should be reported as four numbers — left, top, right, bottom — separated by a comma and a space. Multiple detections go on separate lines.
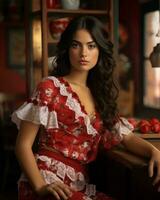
72, 39, 95, 44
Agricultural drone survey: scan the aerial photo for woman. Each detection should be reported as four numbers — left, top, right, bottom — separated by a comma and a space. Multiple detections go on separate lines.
12, 15, 160, 200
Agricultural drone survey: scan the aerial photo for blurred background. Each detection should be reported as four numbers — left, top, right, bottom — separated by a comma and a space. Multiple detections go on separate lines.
0, 0, 159, 199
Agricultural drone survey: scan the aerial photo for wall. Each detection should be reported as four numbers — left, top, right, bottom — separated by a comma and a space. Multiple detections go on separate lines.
0, 1, 144, 107
118, 0, 141, 116
0, 0, 26, 95
0, 22, 26, 95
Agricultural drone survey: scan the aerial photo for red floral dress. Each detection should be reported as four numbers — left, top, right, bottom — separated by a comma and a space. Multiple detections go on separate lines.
12, 76, 133, 200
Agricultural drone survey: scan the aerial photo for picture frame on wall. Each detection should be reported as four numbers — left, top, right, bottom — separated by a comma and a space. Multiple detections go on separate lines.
7, 27, 25, 69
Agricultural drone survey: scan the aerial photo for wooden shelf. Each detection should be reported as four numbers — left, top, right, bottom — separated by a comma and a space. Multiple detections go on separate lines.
135, 133, 160, 139
25, 0, 116, 89
47, 9, 108, 15
32, 9, 108, 17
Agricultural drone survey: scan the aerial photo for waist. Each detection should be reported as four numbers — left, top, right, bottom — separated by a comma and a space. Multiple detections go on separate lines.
39, 146, 87, 173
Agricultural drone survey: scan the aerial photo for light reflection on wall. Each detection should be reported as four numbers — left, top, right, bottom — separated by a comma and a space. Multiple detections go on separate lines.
144, 11, 160, 108
32, 19, 42, 87
33, 19, 42, 62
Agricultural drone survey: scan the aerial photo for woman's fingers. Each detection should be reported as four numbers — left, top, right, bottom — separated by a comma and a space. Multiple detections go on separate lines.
54, 184, 70, 200
48, 187, 61, 200
58, 182, 73, 197
152, 165, 160, 186
47, 182, 72, 200
148, 160, 154, 178
148, 157, 160, 191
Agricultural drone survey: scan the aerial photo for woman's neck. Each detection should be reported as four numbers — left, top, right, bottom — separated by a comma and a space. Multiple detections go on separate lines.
64, 71, 88, 87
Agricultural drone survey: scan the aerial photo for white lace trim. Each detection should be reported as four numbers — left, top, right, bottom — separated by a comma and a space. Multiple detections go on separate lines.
17, 169, 63, 185
36, 154, 86, 191
47, 76, 98, 137
11, 76, 98, 137
18, 171, 95, 199
85, 184, 96, 197
40, 169, 63, 184
113, 117, 134, 138
18, 154, 96, 197
18, 171, 94, 199
11, 102, 58, 129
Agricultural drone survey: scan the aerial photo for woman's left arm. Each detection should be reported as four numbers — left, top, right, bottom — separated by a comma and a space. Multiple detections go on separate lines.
122, 133, 160, 191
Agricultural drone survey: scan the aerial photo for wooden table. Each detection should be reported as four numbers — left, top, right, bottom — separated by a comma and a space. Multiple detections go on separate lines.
89, 134, 160, 200
108, 137, 160, 168
108, 135, 160, 200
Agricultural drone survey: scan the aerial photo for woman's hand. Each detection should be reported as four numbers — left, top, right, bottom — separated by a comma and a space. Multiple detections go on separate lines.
148, 148, 160, 191
36, 181, 73, 200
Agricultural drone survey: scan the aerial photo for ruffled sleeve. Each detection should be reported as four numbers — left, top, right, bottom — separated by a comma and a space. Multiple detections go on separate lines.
11, 78, 59, 129
101, 117, 134, 150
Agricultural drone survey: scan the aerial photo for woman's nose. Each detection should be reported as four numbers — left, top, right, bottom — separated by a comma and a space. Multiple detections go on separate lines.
81, 46, 87, 57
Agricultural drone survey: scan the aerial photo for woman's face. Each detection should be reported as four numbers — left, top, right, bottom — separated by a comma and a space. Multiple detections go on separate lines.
69, 29, 99, 72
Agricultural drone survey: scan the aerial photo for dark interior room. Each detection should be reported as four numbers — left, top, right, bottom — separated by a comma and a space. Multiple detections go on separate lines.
0, 0, 160, 199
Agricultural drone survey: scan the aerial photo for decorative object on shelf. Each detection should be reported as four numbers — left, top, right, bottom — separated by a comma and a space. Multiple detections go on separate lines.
48, 56, 57, 73
49, 17, 70, 41
150, 43, 160, 68
128, 117, 160, 134
60, 0, 80, 10
46, 0, 60, 9
149, 0, 160, 68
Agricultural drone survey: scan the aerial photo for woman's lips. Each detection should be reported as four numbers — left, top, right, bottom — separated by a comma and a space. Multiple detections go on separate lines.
79, 60, 89, 65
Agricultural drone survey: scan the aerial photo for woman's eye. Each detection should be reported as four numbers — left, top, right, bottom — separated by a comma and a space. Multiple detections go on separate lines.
88, 44, 97, 49
71, 43, 79, 48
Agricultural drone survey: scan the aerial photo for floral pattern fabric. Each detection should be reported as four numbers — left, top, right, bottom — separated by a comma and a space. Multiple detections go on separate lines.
12, 76, 134, 200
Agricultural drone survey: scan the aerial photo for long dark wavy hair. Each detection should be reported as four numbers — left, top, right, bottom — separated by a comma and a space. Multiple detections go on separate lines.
51, 15, 119, 130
